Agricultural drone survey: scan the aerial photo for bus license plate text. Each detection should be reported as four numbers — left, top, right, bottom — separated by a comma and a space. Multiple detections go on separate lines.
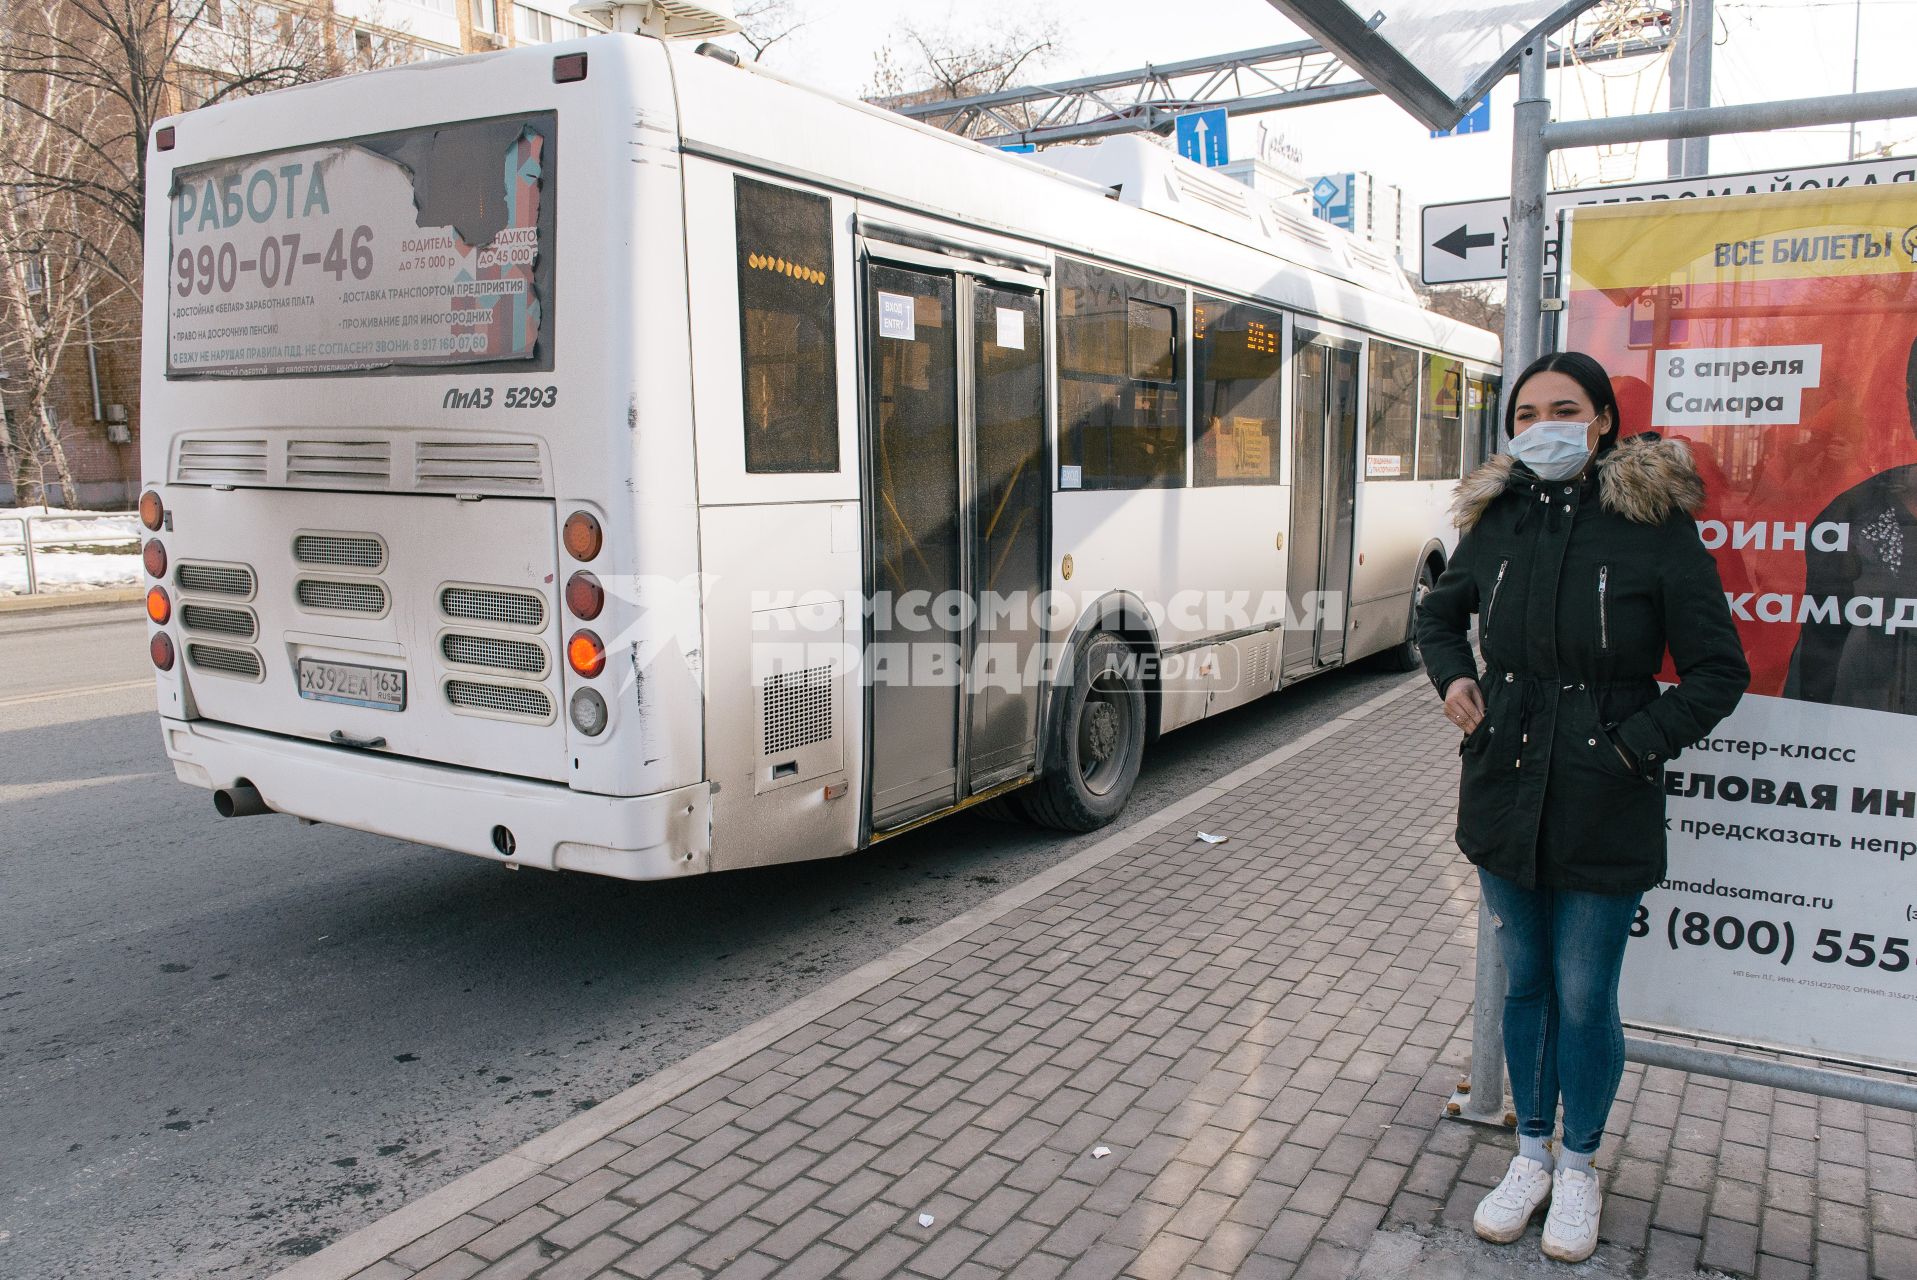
297, 659, 406, 712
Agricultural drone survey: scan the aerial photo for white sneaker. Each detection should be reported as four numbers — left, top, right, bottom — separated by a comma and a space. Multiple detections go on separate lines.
1473, 1155, 1553, 1244
1540, 1166, 1603, 1262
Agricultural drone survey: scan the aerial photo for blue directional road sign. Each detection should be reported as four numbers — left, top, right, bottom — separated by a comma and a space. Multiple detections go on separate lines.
1430, 98, 1492, 138
1175, 107, 1230, 168
1311, 174, 1353, 232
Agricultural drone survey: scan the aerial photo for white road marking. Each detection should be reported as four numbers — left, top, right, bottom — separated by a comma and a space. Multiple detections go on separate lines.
0, 679, 152, 709
0, 772, 165, 804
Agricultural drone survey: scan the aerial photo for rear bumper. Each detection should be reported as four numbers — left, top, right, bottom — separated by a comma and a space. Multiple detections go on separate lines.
161, 717, 711, 881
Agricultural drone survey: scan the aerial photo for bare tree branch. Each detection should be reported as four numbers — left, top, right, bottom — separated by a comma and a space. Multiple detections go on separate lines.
731, 0, 805, 62
864, 15, 1062, 136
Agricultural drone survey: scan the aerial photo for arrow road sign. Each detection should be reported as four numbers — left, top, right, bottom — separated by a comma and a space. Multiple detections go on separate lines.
1175, 107, 1230, 168
1432, 225, 1495, 259
1420, 153, 1917, 285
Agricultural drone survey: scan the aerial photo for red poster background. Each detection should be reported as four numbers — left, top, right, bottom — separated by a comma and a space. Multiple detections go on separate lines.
1569, 273, 1917, 697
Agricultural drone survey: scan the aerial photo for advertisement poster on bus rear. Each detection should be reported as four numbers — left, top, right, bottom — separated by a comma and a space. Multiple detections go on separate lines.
1566, 185, 1917, 1066
165, 114, 553, 376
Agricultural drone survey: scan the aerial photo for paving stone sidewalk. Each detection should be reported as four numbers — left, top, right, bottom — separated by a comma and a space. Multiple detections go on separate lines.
283, 679, 1917, 1280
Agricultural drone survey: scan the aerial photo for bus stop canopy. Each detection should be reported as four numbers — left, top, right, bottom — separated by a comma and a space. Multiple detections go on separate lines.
1262, 0, 1600, 131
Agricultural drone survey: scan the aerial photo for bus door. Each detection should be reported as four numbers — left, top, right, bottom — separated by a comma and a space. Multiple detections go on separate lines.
1283, 329, 1361, 679
860, 244, 1048, 831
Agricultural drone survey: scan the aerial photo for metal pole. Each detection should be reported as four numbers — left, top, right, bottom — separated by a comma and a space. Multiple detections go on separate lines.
1666, 0, 1692, 178
1500, 42, 1550, 387
22, 516, 37, 596
1543, 85, 1917, 150
1453, 43, 1550, 1127
1627, 1038, 1917, 1113
1455, 896, 1510, 1123
1849, 0, 1863, 160
1683, 0, 1714, 176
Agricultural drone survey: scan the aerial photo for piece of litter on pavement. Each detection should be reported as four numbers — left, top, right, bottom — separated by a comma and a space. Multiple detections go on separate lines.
1092, 1146, 1111, 1159
1195, 832, 1227, 844
918, 1213, 935, 1227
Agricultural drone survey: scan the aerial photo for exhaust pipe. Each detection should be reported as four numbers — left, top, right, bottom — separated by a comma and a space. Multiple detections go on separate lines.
213, 782, 272, 818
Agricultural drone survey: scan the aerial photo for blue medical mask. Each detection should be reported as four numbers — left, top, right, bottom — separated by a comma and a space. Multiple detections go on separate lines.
1505, 420, 1593, 481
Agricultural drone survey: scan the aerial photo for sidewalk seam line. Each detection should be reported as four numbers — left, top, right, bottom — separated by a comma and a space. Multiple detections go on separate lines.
270, 672, 1429, 1280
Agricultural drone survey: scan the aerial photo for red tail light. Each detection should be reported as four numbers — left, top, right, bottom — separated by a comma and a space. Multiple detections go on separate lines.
567, 629, 605, 678
143, 540, 167, 578
565, 571, 603, 620
146, 586, 172, 625
150, 633, 175, 670
139, 490, 164, 531
562, 511, 602, 562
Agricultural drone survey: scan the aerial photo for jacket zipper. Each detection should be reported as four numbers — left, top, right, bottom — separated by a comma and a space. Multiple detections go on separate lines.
1598, 564, 1611, 653
1486, 558, 1509, 639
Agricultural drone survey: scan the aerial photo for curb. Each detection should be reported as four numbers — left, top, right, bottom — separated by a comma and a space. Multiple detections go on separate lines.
0, 587, 143, 616
272, 673, 1432, 1280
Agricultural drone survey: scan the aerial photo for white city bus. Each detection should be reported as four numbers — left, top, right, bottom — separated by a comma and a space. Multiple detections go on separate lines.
139, 9, 1499, 881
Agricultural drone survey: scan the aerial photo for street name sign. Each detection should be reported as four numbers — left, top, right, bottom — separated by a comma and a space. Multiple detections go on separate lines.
1419, 154, 1917, 285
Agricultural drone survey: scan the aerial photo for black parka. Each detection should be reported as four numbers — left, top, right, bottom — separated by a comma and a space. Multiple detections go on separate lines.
1417, 434, 1750, 893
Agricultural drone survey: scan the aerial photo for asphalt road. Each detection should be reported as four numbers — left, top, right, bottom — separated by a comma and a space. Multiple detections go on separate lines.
0, 604, 1418, 1280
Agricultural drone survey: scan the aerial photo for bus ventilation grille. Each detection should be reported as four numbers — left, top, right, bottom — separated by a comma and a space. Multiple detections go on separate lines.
286, 440, 393, 488
187, 643, 264, 680
1244, 636, 1273, 690
441, 633, 547, 675
445, 679, 554, 722
181, 603, 257, 640
440, 585, 545, 630
176, 562, 256, 598
174, 438, 268, 486
414, 441, 545, 494
293, 533, 386, 571
762, 664, 834, 755
296, 578, 388, 615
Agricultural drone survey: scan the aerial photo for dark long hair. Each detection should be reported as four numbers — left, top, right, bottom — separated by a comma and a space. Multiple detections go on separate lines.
1503, 350, 1622, 451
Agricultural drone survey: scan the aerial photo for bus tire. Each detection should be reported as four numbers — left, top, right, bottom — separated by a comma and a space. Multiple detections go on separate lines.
1019, 631, 1146, 831
1379, 563, 1436, 672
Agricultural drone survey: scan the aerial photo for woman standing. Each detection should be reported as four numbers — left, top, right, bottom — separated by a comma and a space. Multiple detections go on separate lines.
1416, 351, 1748, 1262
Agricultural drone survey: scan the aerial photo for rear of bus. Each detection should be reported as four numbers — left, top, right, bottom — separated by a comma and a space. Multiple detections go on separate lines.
141, 38, 711, 877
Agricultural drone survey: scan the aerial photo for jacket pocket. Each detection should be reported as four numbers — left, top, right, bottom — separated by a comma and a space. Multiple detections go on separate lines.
1592, 720, 1650, 783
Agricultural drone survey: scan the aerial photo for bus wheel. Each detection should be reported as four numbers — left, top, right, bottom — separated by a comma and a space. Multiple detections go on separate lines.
1020, 632, 1146, 831
1379, 564, 1436, 672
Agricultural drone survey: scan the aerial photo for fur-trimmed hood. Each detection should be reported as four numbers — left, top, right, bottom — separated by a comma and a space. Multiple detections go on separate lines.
1450, 433, 1705, 531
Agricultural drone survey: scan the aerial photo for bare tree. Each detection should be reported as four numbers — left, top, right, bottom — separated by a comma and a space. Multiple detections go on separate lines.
730, 0, 805, 62
1417, 282, 1505, 335
865, 16, 1061, 136
0, 5, 135, 503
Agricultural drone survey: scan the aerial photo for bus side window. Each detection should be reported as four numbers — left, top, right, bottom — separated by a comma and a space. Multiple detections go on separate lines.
1192, 294, 1283, 486
1464, 375, 1497, 471
735, 176, 838, 474
1417, 353, 1465, 481
1056, 257, 1186, 490
1364, 340, 1418, 481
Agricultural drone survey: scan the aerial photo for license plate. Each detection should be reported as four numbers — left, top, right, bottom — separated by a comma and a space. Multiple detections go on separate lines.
297, 658, 406, 712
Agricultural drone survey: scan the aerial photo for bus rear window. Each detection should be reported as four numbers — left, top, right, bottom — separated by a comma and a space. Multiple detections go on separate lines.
165, 112, 556, 377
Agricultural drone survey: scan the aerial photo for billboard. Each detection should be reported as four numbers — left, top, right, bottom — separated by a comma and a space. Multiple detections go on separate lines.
1566, 185, 1917, 1066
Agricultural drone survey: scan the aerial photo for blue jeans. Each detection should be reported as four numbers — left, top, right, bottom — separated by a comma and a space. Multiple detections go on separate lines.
1477, 869, 1642, 1155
